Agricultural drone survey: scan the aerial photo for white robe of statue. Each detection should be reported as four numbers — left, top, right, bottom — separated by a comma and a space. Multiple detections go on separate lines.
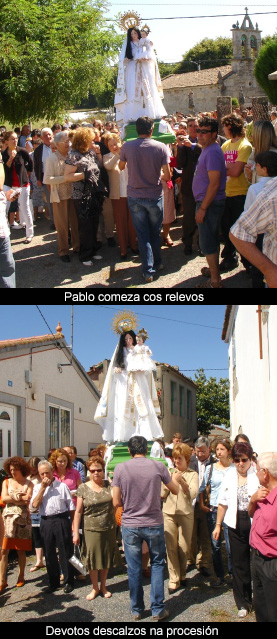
114, 38, 167, 127
94, 344, 164, 443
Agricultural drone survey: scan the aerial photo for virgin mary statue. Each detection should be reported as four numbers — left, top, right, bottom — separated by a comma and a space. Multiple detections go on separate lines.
94, 311, 164, 443
114, 15, 167, 127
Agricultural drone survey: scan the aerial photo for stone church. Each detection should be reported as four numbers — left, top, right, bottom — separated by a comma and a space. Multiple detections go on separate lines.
162, 9, 266, 114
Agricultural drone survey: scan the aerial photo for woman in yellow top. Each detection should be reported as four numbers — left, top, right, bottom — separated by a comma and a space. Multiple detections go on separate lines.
162, 443, 198, 594
220, 112, 252, 271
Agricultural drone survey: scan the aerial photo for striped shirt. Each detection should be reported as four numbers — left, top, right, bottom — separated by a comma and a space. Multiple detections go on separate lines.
230, 176, 277, 264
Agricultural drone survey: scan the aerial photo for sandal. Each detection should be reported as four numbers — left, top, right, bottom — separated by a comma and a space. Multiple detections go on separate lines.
16, 580, 25, 587
0, 582, 8, 593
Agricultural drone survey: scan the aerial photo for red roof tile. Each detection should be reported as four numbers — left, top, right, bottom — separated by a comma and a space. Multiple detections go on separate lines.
162, 66, 233, 89
0, 334, 64, 349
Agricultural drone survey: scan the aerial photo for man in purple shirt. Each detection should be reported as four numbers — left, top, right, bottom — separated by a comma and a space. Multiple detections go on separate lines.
192, 116, 227, 288
113, 436, 178, 621
119, 117, 171, 283
248, 452, 277, 622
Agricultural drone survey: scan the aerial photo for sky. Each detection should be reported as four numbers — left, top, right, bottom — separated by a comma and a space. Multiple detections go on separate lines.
1, 305, 229, 382
106, 2, 277, 63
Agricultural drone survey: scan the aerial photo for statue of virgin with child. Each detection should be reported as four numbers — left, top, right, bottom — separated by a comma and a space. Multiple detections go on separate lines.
114, 12, 167, 127
94, 310, 164, 443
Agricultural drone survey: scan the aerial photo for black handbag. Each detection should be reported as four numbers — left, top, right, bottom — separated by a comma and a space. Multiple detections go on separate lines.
202, 463, 213, 508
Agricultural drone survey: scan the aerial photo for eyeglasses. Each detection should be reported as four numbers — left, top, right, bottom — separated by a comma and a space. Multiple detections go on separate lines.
234, 458, 249, 463
196, 129, 212, 134
89, 469, 103, 473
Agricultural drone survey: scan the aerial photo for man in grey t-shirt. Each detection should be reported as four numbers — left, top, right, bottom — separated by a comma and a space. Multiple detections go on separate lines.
113, 436, 178, 621
119, 117, 171, 283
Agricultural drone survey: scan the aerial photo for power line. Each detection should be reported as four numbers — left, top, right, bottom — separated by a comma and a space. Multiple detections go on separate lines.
109, 2, 276, 4
105, 10, 277, 21
35, 306, 65, 351
36, 306, 57, 338
98, 306, 222, 330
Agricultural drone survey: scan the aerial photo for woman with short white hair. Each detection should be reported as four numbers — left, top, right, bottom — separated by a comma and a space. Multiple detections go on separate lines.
44, 131, 83, 262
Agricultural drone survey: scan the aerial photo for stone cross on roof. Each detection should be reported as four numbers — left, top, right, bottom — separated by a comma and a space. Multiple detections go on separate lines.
241, 7, 254, 29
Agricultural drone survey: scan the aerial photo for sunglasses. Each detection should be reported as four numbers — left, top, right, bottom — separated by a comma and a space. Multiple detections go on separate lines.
196, 128, 212, 134
234, 458, 249, 463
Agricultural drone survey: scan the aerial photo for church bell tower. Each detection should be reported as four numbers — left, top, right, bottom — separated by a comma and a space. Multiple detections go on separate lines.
231, 8, 262, 73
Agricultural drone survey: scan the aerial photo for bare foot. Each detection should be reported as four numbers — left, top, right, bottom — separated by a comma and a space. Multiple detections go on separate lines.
30, 564, 45, 572
86, 589, 100, 600
101, 588, 112, 598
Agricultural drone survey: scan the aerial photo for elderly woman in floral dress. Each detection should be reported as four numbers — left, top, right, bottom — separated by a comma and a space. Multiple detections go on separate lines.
0, 457, 33, 591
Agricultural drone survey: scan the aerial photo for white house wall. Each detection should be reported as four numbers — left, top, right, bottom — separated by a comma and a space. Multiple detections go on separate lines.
227, 305, 277, 453
0, 342, 101, 459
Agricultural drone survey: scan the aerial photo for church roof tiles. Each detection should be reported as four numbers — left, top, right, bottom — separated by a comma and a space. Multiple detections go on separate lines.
162, 65, 233, 90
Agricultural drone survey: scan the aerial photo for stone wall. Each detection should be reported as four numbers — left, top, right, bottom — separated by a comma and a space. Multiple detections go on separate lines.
163, 68, 267, 115
163, 85, 220, 115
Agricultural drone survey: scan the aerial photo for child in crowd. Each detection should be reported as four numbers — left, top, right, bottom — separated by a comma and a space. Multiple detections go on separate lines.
243, 151, 277, 210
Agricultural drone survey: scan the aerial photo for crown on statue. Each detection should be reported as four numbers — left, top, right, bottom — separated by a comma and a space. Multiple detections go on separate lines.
112, 310, 139, 335
137, 328, 149, 341
118, 10, 141, 32
141, 24, 150, 35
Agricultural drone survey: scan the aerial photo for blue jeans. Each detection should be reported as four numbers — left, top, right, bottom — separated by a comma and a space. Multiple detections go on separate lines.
0, 236, 16, 288
127, 196, 163, 277
206, 508, 232, 579
196, 199, 225, 255
122, 525, 166, 617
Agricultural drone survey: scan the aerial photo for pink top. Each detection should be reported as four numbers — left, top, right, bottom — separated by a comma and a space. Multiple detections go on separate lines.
53, 467, 81, 506
250, 485, 277, 557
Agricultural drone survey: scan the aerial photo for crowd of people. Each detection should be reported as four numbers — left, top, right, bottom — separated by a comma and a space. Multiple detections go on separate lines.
0, 107, 277, 287
0, 434, 276, 623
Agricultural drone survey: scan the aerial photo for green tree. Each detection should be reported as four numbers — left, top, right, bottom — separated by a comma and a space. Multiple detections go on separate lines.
254, 36, 277, 105
0, 0, 123, 123
193, 368, 230, 435
76, 66, 118, 110
176, 37, 233, 74
158, 61, 180, 79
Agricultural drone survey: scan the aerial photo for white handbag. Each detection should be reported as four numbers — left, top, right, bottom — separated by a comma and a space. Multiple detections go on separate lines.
69, 545, 86, 575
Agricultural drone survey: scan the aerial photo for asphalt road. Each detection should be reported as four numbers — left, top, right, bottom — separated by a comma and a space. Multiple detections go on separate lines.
10, 212, 251, 289
0, 551, 255, 624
